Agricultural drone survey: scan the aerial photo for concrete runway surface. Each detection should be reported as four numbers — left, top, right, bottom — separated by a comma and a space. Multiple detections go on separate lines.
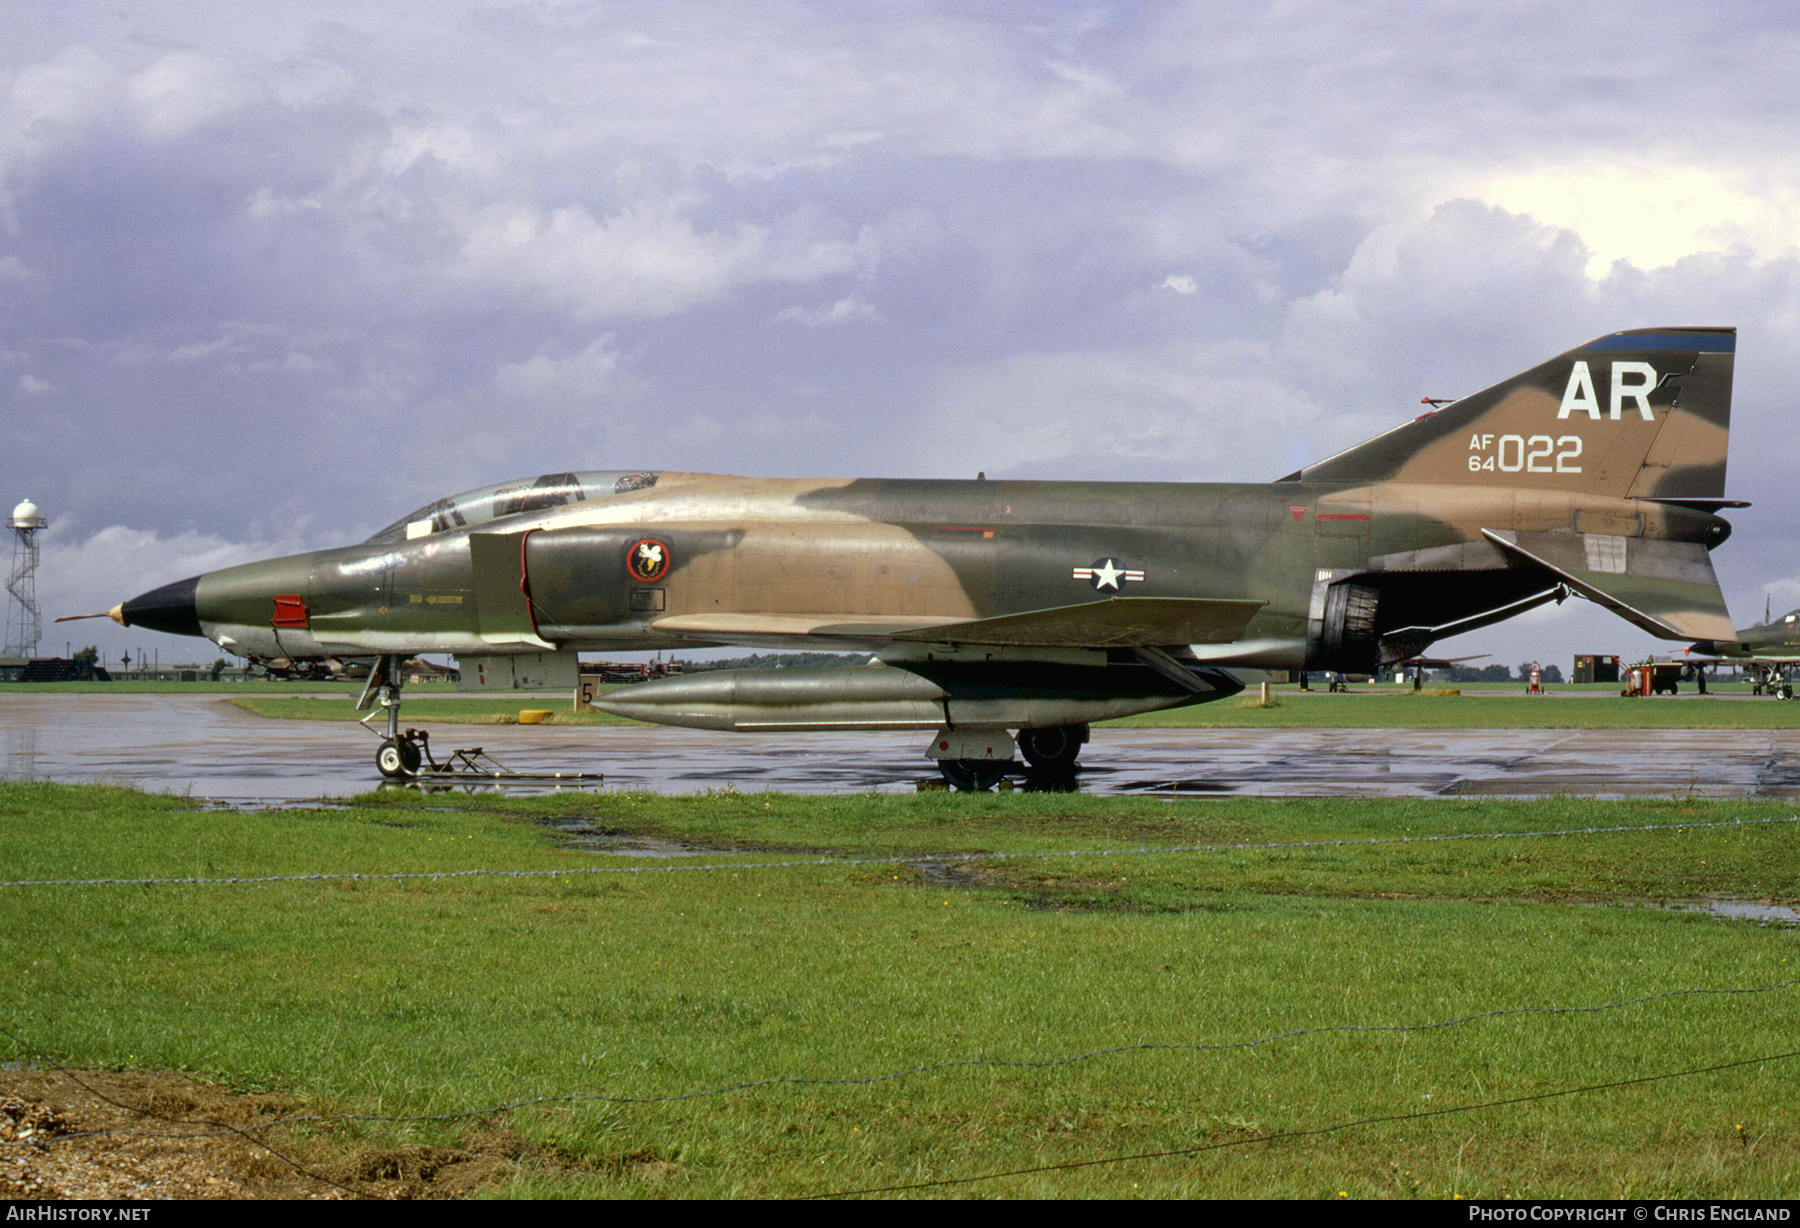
3, 693, 1799, 805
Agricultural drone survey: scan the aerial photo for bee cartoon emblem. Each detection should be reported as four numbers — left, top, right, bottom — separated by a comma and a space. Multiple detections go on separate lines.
627, 538, 671, 583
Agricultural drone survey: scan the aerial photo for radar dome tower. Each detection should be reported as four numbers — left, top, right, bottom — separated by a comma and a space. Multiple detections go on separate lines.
5, 499, 46, 659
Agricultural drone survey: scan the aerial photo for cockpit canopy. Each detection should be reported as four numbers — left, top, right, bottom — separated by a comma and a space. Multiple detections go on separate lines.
365, 471, 661, 544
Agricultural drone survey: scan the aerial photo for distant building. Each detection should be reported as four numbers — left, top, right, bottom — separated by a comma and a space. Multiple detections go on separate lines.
1573, 654, 1620, 684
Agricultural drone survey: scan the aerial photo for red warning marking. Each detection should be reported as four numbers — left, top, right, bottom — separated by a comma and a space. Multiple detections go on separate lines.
271, 595, 309, 628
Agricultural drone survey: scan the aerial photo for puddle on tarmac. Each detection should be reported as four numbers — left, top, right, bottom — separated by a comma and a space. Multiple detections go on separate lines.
8, 695, 1800, 802
193, 797, 358, 813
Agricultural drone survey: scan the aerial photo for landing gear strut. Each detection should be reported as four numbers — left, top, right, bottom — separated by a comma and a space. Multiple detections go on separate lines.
358, 654, 420, 779
351, 655, 605, 784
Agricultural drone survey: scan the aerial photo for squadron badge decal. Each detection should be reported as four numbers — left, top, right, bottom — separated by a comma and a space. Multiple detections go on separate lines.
627, 538, 671, 583
1071, 558, 1145, 592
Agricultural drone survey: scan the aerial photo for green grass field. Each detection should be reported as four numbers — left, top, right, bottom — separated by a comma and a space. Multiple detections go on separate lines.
218, 685, 1800, 730
3, 782, 1795, 1198
1104, 688, 1800, 729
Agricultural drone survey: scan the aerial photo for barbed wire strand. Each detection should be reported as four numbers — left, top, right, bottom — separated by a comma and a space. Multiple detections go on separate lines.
5, 812, 1795, 1195
14, 979, 1793, 1140
814, 1048, 1800, 1198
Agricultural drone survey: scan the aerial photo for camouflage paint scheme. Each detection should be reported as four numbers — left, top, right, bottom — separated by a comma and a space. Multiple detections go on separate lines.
1682, 606, 1800, 701
113, 327, 1742, 759
1688, 608, 1800, 664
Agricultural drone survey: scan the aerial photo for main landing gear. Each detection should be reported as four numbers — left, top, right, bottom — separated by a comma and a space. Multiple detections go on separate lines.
1016, 724, 1088, 772
1749, 666, 1794, 699
929, 724, 1089, 791
938, 759, 1009, 791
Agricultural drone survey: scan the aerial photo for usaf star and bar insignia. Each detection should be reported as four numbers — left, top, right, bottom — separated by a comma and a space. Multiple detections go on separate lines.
1071, 557, 1145, 592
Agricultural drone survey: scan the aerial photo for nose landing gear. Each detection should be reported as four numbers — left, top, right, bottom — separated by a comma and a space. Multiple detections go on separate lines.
358, 655, 418, 779
354, 654, 603, 783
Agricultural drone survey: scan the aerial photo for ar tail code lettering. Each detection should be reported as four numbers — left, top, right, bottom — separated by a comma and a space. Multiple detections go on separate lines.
1558, 360, 1658, 420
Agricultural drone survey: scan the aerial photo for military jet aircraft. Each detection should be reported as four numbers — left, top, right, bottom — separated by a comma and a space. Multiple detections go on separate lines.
1684, 601, 1800, 698
95, 326, 1742, 787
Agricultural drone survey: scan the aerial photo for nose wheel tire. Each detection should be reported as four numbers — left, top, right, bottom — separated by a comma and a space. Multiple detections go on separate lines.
377, 737, 423, 779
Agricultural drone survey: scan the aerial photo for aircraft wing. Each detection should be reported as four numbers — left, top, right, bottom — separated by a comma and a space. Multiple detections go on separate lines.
1481, 530, 1735, 642
652, 596, 1266, 650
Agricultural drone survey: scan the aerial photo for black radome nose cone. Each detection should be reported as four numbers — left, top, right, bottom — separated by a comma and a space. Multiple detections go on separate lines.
119, 575, 204, 638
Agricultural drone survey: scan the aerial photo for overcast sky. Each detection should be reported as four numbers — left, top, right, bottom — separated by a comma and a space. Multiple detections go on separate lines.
6, 1, 1799, 671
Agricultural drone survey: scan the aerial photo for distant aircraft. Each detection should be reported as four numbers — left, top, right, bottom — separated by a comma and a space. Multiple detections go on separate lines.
88, 327, 1743, 786
1684, 601, 1800, 698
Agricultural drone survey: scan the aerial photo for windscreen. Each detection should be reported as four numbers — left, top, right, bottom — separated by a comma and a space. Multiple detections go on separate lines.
364, 471, 661, 544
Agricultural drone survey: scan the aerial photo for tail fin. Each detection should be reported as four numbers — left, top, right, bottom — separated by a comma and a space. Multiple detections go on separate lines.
1283, 326, 1735, 500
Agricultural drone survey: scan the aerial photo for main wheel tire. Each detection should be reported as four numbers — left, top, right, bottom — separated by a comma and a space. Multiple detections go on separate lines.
1017, 725, 1085, 771
939, 759, 1008, 791
377, 737, 421, 779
